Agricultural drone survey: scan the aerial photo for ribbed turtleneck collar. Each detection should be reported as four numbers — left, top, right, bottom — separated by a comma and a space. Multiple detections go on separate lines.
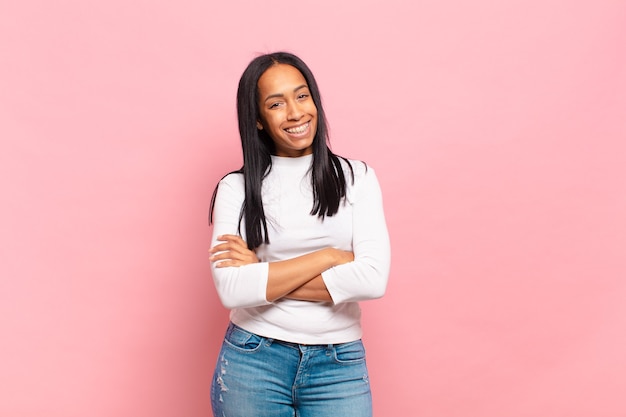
270, 153, 313, 169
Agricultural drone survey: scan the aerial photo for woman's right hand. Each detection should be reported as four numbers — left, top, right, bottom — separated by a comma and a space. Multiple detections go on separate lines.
209, 234, 259, 267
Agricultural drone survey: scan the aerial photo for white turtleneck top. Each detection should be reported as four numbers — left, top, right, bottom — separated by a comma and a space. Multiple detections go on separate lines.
210, 154, 390, 344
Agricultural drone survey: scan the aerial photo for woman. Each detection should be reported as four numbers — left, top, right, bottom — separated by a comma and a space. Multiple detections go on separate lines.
208, 52, 390, 417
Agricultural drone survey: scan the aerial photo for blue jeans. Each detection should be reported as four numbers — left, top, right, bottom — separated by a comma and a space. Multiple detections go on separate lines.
210, 322, 373, 417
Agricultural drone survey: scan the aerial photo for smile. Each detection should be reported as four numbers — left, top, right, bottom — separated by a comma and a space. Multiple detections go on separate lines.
284, 122, 310, 134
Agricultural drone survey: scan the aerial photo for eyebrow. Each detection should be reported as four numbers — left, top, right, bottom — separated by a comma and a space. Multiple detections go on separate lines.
263, 84, 309, 103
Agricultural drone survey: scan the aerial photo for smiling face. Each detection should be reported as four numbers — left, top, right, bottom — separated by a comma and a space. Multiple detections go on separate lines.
256, 64, 318, 157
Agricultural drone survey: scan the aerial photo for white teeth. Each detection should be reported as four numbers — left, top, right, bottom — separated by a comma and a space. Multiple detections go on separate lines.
285, 122, 308, 134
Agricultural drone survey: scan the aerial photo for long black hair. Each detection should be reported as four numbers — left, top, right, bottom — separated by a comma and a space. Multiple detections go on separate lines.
210, 52, 353, 250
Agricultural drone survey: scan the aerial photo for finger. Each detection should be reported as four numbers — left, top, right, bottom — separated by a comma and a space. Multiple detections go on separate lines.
209, 243, 230, 254
218, 235, 250, 250
214, 258, 249, 268
209, 241, 246, 254
211, 250, 258, 266
211, 240, 248, 251
210, 251, 239, 262
216, 234, 246, 245
213, 259, 234, 267
210, 249, 253, 262
211, 235, 248, 251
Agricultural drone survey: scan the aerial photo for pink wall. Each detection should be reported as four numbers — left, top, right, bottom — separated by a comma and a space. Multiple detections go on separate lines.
1, 1, 624, 416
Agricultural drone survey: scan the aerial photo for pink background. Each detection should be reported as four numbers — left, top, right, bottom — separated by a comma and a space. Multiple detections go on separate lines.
1, 0, 625, 416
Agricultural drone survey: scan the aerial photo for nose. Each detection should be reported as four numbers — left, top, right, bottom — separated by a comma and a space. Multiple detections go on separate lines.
287, 101, 304, 121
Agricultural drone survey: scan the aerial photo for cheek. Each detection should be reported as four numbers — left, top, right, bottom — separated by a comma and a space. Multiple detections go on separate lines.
267, 117, 283, 133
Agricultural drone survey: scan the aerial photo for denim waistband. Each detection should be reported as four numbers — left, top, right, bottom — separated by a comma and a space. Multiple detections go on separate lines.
227, 322, 356, 349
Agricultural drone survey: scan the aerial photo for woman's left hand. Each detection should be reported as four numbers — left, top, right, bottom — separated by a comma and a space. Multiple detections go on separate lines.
209, 234, 259, 267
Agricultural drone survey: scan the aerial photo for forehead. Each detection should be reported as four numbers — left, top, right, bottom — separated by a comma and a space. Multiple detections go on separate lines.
257, 64, 308, 95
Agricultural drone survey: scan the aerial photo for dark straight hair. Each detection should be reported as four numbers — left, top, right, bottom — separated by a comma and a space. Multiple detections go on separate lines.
210, 52, 354, 250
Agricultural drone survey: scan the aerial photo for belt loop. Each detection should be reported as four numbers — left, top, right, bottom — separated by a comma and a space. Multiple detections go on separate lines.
265, 338, 274, 347
225, 321, 235, 338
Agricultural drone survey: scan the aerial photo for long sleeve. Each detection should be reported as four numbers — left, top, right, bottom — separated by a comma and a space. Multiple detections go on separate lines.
210, 174, 271, 309
321, 166, 391, 304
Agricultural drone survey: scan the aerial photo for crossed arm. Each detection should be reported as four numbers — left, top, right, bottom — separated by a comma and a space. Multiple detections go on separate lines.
209, 234, 353, 302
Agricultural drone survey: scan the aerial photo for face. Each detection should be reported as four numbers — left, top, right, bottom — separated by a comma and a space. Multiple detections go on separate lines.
256, 64, 318, 157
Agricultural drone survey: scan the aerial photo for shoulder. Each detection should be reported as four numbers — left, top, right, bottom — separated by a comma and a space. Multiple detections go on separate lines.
338, 157, 377, 182
338, 157, 382, 202
215, 172, 245, 201
211, 171, 245, 221
219, 171, 244, 188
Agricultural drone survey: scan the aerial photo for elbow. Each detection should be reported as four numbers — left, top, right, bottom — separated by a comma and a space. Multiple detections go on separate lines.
362, 275, 387, 300
213, 282, 238, 309
331, 261, 389, 303
362, 260, 390, 300
219, 297, 241, 310
215, 288, 265, 309
369, 281, 387, 300
333, 278, 387, 304
212, 268, 270, 309
211, 270, 235, 309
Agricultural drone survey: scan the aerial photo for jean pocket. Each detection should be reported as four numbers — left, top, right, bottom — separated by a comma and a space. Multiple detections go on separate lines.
333, 340, 366, 364
223, 325, 264, 352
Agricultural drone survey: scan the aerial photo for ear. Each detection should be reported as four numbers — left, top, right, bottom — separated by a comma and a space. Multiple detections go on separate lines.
256, 120, 263, 130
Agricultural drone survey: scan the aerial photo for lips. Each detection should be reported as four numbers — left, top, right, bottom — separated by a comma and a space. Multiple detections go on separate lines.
284, 122, 310, 135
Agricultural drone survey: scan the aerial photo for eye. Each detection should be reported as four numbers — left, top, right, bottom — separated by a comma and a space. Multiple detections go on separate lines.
268, 102, 283, 109
297, 93, 310, 100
